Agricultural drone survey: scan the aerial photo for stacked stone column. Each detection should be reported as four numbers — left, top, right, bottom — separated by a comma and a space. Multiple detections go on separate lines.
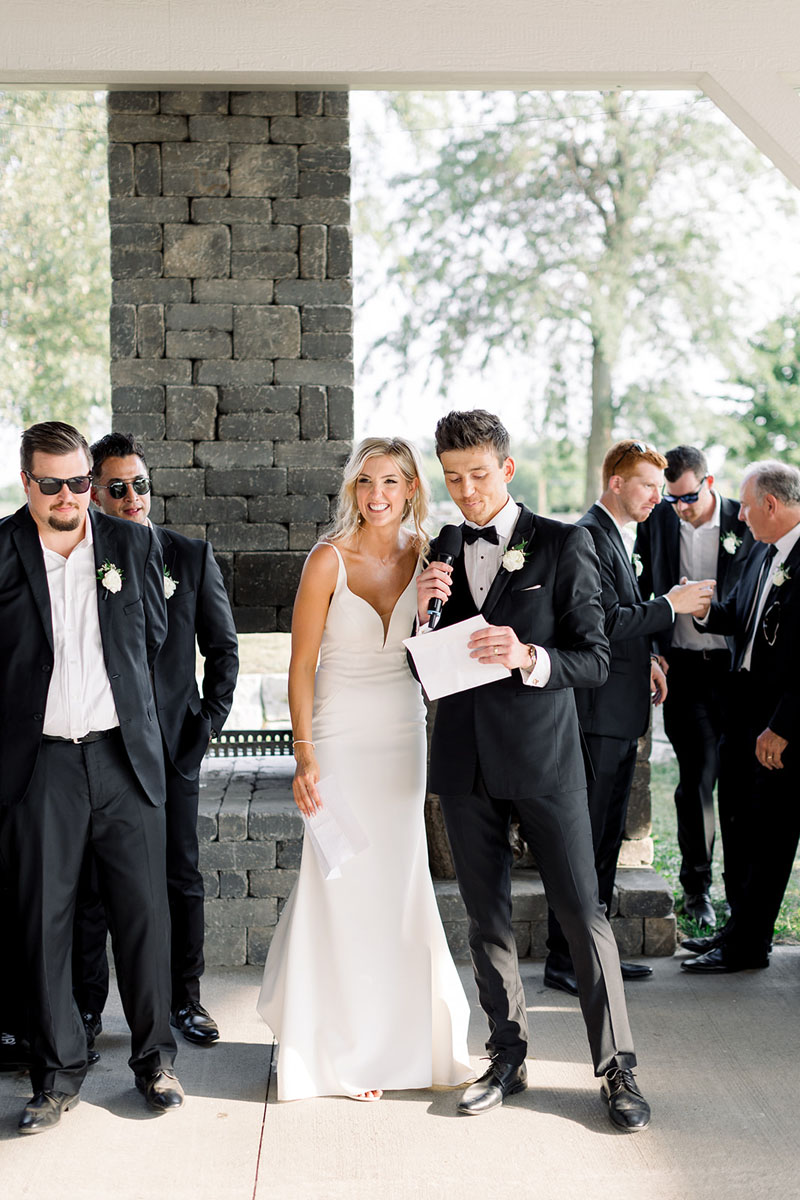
107, 90, 353, 629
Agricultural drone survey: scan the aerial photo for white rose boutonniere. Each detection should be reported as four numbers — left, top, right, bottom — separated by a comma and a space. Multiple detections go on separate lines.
97, 560, 124, 596
721, 531, 742, 556
501, 541, 529, 573
772, 561, 791, 588
631, 552, 643, 578
163, 566, 179, 599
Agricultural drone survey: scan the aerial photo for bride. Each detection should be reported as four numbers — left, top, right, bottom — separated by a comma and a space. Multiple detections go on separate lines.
257, 436, 472, 1102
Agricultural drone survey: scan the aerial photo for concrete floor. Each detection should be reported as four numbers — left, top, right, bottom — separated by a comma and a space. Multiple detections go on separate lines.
2, 950, 800, 1200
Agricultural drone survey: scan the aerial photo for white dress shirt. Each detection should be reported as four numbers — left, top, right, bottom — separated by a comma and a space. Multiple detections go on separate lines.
463, 494, 551, 688
740, 520, 800, 672
672, 491, 726, 652
41, 516, 120, 739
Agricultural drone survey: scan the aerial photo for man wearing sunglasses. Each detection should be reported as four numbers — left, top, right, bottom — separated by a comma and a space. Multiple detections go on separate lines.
681, 460, 800, 974
0, 421, 182, 1132
72, 432, 238, 1051
634, 447, 753, 935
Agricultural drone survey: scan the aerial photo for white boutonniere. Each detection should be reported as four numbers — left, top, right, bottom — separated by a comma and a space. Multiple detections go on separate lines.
721, 531, 742, 556
163, 566, 179, 599
501, 541, 529, 573
97, 560, 124, 596
772, 561, 791, 588
631, 552, 643, 578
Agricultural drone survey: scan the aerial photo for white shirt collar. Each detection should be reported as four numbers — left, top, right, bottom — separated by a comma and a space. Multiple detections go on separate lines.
464, 493, 519, 542
39, 511, 93, 558
772, 518, 800, 563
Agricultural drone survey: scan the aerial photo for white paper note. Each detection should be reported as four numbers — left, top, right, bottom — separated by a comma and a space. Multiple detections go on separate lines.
302, 775, 370, 880
403, 614, 511, 702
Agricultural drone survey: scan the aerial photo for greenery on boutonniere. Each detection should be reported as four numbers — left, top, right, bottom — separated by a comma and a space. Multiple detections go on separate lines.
163, 566, 179, 599
772, 561, 791, 588
97, 560, 123, 596
721, 531, 742, 556
501, 540, 530, 572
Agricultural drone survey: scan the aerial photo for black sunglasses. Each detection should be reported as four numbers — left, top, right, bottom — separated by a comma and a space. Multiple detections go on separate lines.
610, 441, 647, 473
94, 476, 152, 500
662, 476, 708, 505
24, 471, 92, 496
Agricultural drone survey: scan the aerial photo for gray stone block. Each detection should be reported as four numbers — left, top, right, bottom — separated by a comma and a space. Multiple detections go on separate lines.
189, 115, 268, 142
300, 386, 327, 440
167, 304, 233, 331
135, 144, 161, 196
644, 915, 677, 956
327, 225, 352, 278
232, 224, 297, 252
198, 800, 219, 840
108, 143, 134, 196
298, 146, 350, 172
207, 469, 286, 497
327, 386, 354, 439
163, 224, 230, 279
218, 412, 299, 441
301, 306, 352, 333
110, 359, 192, 386
194, 280, 274, 304
114, 413, 165, 440
162, 142, 229, 197
108, 115, 188, 142
111, 223, 162, 251
219, 794, 249, 840
144, 440, 193, 466
165, 386, 218, 440
204, 925, 247, 967
200, 841, 277, 870
272, 198, 350, 226
274, 279, 351, 306
513, 922, 532, 959
112, 386, 165, 414
287, 468, 342, 495
218, 385, 299, 414
201, 870, 220, 899
529, 921, 549, 958
276, 840, 303, 869
108, 92, 160, 115
110, 305, 136, 359
231, 252, 298, 280
611, 917, 644, 956
230, 145, 298, 198
160, 91, 229, 115
233, 607, 277, 632
165, 330, 232, 359
299, 225, 326, 280
110, 197, 189, 223
208, 523, 288, 552
151, 467, 206, 497
236, 553, 306, 609
248, 795, 304, 840
289, 523, 317, 550
299, 171, 350, 199
324, 91, 349, 117
193, 198, 272, 225
432, 882, 466, 922
246, 926, 275, 964
231, 92, 296, 116
234, 306, 300, 359
302, 333, 353, 360
165, 524, 206, 539
195, 360, 274, 386
269, 117, 349, 145
137, 304, 165, 358
297, 92, 324, 117
110, 249, 162, 279
276, 358, 353, 387
113, 279, 192, 304
248, 495, 329, 523
249, 869, 299, 899
442, 921, 471, 961
167, 497, 247, 525
195, 441, 280, 468
219, 871, 248, 899
274, 440, 351, 467
615, 868, 673, 918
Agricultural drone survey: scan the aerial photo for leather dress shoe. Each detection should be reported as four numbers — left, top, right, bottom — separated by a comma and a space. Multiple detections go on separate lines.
81, 1011, 102, 1049
681, 946, 769, 973
601, 1067, 650, 1131
620, 961, 653, 980
457, 1059, 527, 1115
135, 1068, 185, 1112
0, 1031, 30, 1072
683, 893, 716, 929
18, 1090, 78, 1134
545, 960, 652, 996
681, 930, 724, 954
171, 1001, 219, 1045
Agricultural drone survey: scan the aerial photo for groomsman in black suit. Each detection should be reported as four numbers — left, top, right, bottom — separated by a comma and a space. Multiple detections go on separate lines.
635, 446, 754, 931
417, 410, 650, 1131
682, 460, 800, 973
73, 432, 239, 1046
544, 440, 715, 996
0, 422, 182, 1134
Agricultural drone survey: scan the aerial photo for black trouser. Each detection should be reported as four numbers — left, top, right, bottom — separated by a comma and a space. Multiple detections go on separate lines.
661, 648, 730, 897
74, 757, 206, 1014
546, 733, 638, 969
0, 734, 176, 1095
439, 769, 635, 1077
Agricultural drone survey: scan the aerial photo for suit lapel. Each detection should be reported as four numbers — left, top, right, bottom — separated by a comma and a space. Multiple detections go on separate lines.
90, 510, 124, 656
481, 504, 536, 619
11, 505, 54, 651
592, 504, 639, 593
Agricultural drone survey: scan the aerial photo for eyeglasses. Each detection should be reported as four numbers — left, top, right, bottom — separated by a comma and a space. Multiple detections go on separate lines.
610, 441, 647, 474
93, 476, 152, 500
24, 471, 92, 496
662, 477, 708, 505
762, 600, 781, 647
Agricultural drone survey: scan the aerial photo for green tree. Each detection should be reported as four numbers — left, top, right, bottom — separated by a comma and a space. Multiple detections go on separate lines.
727, 311, 800, 467
0, 91, 110, 434
360, 91, 778, 507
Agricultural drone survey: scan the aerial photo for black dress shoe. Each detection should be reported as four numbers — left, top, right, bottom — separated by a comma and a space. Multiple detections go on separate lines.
81, 1011, 103, 1049
681, 946, 769, 973
681, 930, 724, 954
601, 1067, 650, 1131
88, 1049, 101, 1067
620, 961, 653, 980
18, 1090, 78, 1134
457, 1059, 527, 1115
171, 1001, 219, 1045
543, 963, 578, 996
683, 893, 717, 929
135, 1068, 185, 1112
0, 1031, 30, 1072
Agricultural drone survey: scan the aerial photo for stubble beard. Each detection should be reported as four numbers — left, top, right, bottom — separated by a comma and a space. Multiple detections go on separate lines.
48, 512, 82, 532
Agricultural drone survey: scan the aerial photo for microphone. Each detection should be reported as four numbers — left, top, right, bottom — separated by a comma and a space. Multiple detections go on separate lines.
427, 523, 463, 630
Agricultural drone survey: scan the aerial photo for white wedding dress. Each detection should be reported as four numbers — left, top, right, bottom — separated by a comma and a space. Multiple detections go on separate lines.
257, 544, 472, 1100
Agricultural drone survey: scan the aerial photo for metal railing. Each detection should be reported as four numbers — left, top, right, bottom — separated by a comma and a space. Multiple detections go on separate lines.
205, 729, 293, 757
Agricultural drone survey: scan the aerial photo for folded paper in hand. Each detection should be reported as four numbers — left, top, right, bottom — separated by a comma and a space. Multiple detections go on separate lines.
303, 775, 369, 880
403, 614, 511, 702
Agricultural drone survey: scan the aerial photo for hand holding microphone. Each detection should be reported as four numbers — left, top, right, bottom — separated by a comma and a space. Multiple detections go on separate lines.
416, 523, 463, 629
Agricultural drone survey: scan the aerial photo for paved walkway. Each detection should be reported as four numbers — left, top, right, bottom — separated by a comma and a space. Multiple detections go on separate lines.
2, 950, 799, 1200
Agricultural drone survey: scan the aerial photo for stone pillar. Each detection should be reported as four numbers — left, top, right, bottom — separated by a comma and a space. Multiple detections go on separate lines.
107, 89, 354, 630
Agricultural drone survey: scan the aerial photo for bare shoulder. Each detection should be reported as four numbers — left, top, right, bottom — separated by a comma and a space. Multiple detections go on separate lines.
300, 541, 341, 589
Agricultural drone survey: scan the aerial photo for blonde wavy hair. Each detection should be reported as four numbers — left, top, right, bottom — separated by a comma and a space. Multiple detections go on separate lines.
326, 437, 430, 556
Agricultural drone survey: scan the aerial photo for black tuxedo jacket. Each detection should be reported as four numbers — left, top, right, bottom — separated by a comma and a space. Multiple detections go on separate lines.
634, 495, 754, 657
429, 504, 610, 800
152, 526, 239, 780
0, 504, 167, 807
703, 535, 800, 744
573, 504, 673, 742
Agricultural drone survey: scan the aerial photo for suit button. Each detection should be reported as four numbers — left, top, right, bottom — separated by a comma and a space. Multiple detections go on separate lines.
33, 713, 43, 721
41, 664, 51, 672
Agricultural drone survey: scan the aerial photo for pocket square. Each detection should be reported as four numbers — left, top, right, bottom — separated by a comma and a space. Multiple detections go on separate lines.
519, 584, 542, 592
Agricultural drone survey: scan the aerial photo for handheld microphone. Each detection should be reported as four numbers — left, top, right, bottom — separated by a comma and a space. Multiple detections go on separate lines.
427, 524, 463, 630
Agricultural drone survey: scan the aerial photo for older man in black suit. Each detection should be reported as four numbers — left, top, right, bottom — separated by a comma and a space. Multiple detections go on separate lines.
73, 432, 239, 1047
635, 446, 754, 932
682, 460, 800, 973
417, 410, 650, 1132
544, 440, 715, 997
0, 421, 182, 1134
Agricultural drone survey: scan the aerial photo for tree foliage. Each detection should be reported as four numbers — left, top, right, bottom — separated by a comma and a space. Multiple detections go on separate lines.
727, 312, 800, 467
0, 91, 110, 435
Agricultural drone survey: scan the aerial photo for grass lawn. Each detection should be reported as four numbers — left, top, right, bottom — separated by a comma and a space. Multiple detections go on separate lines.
650, 758, 800, 944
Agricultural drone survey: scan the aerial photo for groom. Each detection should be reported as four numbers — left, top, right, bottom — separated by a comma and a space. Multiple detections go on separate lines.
417, 410, 650, 1131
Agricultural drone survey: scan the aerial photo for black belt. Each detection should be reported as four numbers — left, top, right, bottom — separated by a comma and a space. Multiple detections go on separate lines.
41, 729, 117, 745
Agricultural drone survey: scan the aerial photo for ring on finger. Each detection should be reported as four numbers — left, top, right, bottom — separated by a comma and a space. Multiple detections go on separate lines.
493, 646, 499, 656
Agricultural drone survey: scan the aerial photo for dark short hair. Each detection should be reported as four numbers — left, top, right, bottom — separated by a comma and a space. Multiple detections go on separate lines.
90, 431, 149, 480
434, 410, 510, 464
664, 445, 708, 484
20, 421, 92, 474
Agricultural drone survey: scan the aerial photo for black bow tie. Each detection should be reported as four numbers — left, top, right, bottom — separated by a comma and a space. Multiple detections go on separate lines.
462, 524, 499, 545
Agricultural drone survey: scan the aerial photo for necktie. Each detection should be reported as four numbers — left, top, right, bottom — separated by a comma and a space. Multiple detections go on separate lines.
462, 524, 499, 546
743, 544, 778, 647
